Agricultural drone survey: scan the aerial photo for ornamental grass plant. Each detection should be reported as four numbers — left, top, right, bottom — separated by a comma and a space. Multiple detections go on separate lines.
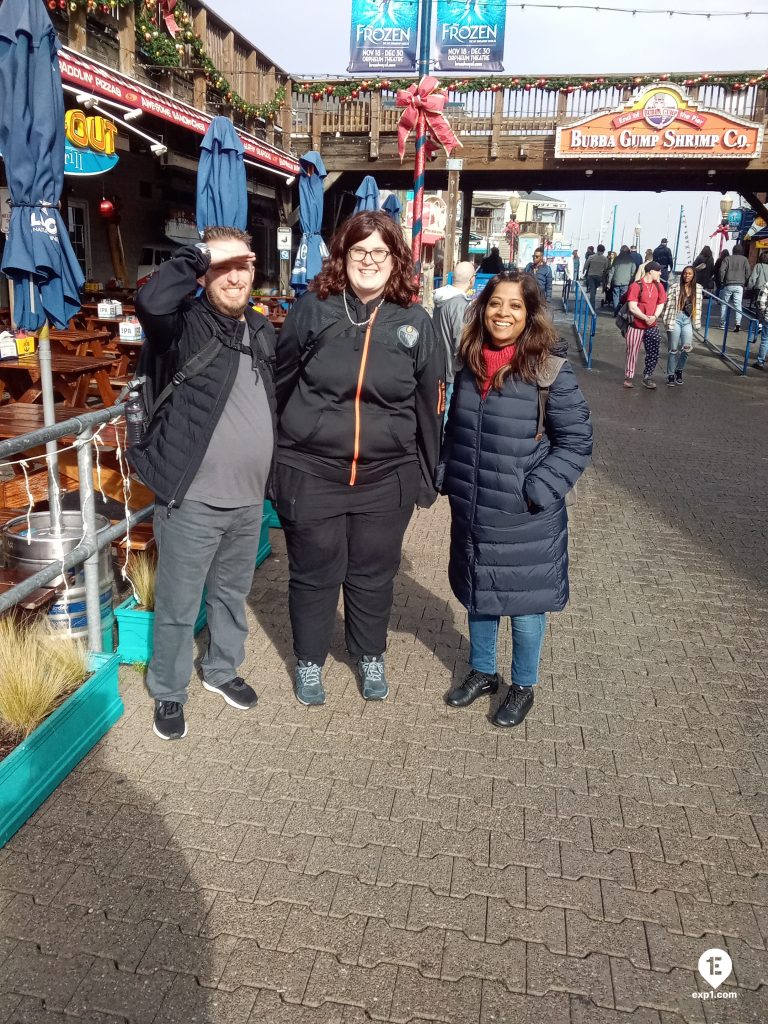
0, 616, 89, 748
125, 552, 156, 611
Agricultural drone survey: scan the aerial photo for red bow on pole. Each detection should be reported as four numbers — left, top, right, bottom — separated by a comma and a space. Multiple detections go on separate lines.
395, 76, 461, 162
159, 0, 179, 37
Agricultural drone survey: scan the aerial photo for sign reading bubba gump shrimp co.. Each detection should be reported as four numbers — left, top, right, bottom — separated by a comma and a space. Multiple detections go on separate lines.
555, 84, 764, 160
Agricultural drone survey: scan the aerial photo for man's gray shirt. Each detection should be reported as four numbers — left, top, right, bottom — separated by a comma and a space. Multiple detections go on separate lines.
433, 292, 471, 383
186, 324, 274, 508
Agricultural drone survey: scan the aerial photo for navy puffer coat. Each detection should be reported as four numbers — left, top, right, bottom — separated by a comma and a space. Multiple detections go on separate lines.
440, 351, 592, 616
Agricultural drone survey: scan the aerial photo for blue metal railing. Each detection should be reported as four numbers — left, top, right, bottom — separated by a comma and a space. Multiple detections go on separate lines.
571, 281, 596, 369
698, 289, 759, 375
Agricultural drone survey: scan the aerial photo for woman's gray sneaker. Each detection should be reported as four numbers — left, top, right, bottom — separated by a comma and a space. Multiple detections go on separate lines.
358, 655, 388, 700
294, 661, 326, 706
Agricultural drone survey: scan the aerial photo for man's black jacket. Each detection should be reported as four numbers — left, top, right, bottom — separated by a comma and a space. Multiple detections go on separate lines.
128, 244, 277, 508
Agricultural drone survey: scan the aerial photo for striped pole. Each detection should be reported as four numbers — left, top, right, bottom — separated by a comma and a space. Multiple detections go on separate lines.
411, 0, 432, 280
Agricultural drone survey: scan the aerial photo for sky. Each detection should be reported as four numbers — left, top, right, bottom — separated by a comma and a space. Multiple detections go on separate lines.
210, 0, 768, 259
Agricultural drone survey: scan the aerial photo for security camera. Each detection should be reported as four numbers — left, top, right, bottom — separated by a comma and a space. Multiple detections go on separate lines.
150, 143, 168, 157
75, 93, 96, 109
285, 175, 296, 186
124, 108, 143, 122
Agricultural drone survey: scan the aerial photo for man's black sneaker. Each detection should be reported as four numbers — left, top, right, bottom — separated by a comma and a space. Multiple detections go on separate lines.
675, 369, 684, 385
445, 669, 501, 708
203, 676, 258, 710
733, 324, 741, 333
491, 683, 535, 728
754, 361, 766, 371
153, 700, 187, 740
666, 374, 675, 387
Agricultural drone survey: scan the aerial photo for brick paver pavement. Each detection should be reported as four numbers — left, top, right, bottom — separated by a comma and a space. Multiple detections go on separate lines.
1, 310, 767, 1023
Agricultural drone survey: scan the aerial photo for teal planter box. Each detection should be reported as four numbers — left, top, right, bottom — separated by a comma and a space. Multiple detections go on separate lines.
115, 595, 206, 665
264, 499, 281, 531
0, 651, 122, 848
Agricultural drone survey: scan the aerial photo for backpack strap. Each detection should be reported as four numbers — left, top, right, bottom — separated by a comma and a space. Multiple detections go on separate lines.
149, 334, 221, 416
534, 355, 566, 441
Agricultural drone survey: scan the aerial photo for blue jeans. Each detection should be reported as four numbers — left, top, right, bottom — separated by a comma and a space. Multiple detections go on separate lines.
468, 613, 548, 687
667, 312, 693, 375
756, 322, 768, 365
720, 284, 743, 327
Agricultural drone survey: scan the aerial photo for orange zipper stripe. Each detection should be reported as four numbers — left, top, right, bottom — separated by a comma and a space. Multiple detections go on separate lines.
349, 307, 380, 486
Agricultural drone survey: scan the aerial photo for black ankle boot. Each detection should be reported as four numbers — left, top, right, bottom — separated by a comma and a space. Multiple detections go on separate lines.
445, 669, 501, 708
491, 683, 534, 728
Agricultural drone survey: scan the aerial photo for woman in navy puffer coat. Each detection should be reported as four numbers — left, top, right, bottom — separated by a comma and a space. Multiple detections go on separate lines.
440, 271, 593, 728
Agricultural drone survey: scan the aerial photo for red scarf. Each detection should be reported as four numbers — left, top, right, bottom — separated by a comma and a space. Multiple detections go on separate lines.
481, 342, 516, 399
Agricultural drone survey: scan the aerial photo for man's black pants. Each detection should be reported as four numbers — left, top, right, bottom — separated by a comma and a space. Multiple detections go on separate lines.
277, 466, 415, 665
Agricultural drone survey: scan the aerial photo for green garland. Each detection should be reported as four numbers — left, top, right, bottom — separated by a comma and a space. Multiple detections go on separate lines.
60, 0, 283, 122
295, 70, 768, 100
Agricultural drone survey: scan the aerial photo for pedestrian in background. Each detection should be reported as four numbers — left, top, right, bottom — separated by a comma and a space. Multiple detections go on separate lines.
623, 261, 667, 389
433, 261, 475, 415
479, 247, 505, 275
652, 237, 674, 284
713, 248, 729, 295
583, 244, 609, 309
628, 245, 643, 273
524, 248, 553, 301
719, 243, 751, 332
582, 246, 595, 278
439, 271, 592, 727
663, 265, 702, 387
568, 249, 580, 283
749, 251, 768, 370
274, 211, 443, 706
607, 245, 636, 311
635, 249, 655, 282
693, 245, 715, 292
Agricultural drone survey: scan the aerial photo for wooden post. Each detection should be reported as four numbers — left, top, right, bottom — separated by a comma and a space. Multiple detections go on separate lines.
369, 91, 381, 160
460, 187, 473, 261
193, 7, 207, 112
443, 165, 461, 275
245, 50, 257, 105
117, 2, 135, 76
490, 90, 503, 160
311, 101, 322, 152
68, 6, 86, 52
278, 187, 292, 294
281, 78, 293, 152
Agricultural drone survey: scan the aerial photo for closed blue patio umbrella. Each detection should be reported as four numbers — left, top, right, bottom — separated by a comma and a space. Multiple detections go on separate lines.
196, 116, 247, 233
354, 175, 380, 214
0, 0, 84, 330
382, 193, 402, 224
0, 0, 86, 530
290, 151, 329, 294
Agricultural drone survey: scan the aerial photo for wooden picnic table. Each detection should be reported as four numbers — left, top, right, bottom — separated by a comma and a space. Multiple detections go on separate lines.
0, 568, 59, 611
0, 352, 117, 407
0, 402, 125, 447
49, 326, 113, 358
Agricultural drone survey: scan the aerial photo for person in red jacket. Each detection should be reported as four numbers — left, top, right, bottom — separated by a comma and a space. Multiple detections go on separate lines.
623, 261, 667, 389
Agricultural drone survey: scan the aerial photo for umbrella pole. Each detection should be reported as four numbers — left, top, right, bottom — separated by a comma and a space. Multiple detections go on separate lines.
37, 320, 62, 533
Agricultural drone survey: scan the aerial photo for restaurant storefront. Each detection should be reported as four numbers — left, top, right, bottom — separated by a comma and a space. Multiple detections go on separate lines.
55, 47, 299, 289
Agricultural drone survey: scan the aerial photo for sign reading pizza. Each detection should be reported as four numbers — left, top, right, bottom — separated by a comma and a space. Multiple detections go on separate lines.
555, 84, 763, 160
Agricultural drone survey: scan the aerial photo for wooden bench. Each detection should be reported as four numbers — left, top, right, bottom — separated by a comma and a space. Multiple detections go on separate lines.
0, 567, 59, 611
113, 519, 155, 554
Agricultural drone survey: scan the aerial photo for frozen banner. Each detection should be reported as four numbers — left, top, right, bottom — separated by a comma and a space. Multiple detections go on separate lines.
434, 0, 506, 72
347, 0, 418, 73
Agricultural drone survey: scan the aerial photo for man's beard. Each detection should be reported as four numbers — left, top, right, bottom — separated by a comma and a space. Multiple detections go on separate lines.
208, 290, 250, 319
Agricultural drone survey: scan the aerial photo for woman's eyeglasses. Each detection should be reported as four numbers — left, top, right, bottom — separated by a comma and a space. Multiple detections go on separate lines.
348, 247, 391, 264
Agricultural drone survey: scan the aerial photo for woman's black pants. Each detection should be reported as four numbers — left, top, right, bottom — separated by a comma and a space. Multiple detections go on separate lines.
277, 466, 415, 665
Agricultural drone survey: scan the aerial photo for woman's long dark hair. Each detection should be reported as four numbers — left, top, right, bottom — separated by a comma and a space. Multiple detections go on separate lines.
311, 210, 417, 306
678, 265, 697, 316
459, 271, 558, 388
697, 245, 713, 261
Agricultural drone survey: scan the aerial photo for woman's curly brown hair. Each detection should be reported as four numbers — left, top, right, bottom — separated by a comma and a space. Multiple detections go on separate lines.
459, 271, 558, 388
311, 211, 417, 307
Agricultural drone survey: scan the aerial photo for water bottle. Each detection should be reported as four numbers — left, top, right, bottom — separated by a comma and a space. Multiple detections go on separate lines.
125, 389, 147, 447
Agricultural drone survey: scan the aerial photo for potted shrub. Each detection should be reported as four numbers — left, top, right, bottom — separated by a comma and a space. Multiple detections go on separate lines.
0, 617, 121, 847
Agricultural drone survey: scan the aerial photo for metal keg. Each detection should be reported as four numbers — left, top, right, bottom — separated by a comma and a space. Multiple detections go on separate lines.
2, 511, 114, 646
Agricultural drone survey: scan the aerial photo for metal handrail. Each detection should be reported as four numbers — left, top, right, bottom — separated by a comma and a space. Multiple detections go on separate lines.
697, 288, 759, 375
0, 402, 153, 649
571, 282, 596, 369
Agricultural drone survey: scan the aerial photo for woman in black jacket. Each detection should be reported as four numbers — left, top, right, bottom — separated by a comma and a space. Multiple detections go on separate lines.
693, 245, 715, 292
275, 211, 444, 706
441, 272, 592, 727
